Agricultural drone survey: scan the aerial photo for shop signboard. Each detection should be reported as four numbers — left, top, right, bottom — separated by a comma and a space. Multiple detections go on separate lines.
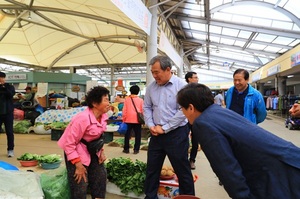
6, 74, 27, 80
267, 64, 280, 76
291, 51, 300, 67
159, 31, 183, 68
111, 0, 152, 35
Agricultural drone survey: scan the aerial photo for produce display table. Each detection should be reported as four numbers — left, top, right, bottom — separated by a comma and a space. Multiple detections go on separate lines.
35, 107, 86, 123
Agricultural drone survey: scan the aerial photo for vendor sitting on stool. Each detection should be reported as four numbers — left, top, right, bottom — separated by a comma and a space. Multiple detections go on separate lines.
14, 86, 33, 109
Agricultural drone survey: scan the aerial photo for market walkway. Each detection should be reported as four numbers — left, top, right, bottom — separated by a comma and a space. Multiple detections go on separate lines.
1, 112, 299, 199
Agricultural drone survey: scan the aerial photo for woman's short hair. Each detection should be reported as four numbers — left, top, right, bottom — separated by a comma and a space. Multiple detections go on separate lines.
130, 85, 140, 95
85, 86, 110, 108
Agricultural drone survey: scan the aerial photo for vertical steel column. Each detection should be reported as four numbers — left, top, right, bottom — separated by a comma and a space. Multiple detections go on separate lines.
146, 0, 158, 86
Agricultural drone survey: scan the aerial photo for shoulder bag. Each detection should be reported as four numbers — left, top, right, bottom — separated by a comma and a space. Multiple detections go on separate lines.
130, 97, 145, 124
81, 134, 105, 154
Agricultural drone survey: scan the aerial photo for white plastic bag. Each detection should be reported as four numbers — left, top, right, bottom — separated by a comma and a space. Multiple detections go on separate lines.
0, 168, 44, 199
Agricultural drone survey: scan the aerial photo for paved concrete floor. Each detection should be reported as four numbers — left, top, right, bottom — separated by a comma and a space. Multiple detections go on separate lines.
1, 113, 300, 199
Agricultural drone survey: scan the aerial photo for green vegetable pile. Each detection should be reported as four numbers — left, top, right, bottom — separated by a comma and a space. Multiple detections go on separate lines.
106, 157, 147, 196
111, 137, 148, 147
49, 122, 69, 130
17, 153, 62, 163
39, 154, 62, 163
17, 152, 40, 161
13, 120, 32, 134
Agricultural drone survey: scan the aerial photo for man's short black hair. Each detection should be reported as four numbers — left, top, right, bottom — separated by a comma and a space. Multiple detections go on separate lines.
185, 71, 197, 83
0, 72, 6, 78
233, 69, 249, 80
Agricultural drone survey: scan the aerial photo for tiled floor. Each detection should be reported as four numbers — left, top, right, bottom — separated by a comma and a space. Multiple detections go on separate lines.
1, 113, 299, 199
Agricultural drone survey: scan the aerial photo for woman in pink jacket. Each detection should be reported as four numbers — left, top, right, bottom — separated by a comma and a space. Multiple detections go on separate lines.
58, 86, 110, 199
122, 85, 144, 154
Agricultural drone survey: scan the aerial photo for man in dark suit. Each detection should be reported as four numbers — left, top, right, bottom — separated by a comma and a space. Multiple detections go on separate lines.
177, 83, 300, 199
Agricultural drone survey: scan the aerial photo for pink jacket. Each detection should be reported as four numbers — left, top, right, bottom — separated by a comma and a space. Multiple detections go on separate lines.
57, 108, 107, 166
122, 95, 144, 123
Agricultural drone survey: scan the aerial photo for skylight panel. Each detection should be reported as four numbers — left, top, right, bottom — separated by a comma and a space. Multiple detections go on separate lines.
210, 25, 222, 34
278, 49, 287, 54
222, 27, 239, 37
264, 46, 282, 53
210, 36, 221, 43
292, 25, 300, 31
210, 1, 224, 9
192, 33, 206, 40
254, 33, 276, 42
220, 38, 235, 45
284, 0, 300, 18
272, 36, 295, 45
178, 7, 202, 17
272, 20, 293, 30
259, 57, 270, 65
241, 55, 257, 63
248, 43, 266, 51
238, 30, 252, 39
234, 41, 246, 47
194, 54, 208, 60
223, 5, 288, 21
289, 40, 300, 47
231, 14, 251, 24
189, 22, 206, 31
251, 17, 272, 27
180, 21, 190, 29
213, 12, 233, 21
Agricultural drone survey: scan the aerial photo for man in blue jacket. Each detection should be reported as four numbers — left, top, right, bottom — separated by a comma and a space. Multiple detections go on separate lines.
177, 83, 300, 199
225, 69, 266, 124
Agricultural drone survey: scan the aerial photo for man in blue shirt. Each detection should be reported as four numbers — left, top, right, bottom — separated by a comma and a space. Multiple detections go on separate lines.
143, 56, 195, 198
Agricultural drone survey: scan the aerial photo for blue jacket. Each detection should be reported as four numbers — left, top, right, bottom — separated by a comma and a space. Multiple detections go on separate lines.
193, 104, 300, 199
226, 84, 266, 124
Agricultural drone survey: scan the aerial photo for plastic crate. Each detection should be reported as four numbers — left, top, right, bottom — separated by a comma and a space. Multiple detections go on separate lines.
51, 129, 65, 141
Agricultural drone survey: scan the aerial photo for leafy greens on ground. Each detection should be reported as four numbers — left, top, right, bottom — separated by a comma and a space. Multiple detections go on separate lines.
106, 157, 147, 196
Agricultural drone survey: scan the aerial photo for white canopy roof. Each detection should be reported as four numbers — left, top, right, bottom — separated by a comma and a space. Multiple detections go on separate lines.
0, 0, 148, 80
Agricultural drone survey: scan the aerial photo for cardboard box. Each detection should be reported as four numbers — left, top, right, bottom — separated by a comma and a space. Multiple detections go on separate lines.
157, 175, 198, 199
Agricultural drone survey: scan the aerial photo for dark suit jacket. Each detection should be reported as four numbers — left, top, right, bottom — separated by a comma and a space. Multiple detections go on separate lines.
193, 104, 300, 199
